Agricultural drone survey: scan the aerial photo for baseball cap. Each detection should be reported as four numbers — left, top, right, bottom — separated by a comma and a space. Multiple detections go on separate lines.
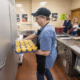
31, 8, 51, 17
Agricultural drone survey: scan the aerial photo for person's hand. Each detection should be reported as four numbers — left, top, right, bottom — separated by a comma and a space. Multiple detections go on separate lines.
24, 37, 27, 40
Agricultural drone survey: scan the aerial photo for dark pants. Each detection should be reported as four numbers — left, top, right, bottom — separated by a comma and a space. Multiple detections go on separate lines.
37, 68, 53, 80
71, 31, 77, 36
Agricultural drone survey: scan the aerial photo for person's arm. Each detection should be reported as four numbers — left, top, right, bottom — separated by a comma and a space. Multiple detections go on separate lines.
24, 34, 37, 40
61, 21, 65, 28
67, 23, 73, 33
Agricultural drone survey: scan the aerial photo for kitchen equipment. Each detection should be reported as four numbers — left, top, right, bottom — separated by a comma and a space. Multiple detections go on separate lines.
77, 28, 80, 36
0, 0, 18, 80
74, 57, 80, 73
57, 41, 80, 76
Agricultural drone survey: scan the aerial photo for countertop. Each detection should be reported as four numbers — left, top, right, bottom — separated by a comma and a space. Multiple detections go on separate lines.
56, 33, 80, 57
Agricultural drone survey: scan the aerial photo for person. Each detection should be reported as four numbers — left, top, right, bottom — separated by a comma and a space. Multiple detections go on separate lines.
61, 14, 71, 33
24, 8, 57, 80
67, 17, 80, 35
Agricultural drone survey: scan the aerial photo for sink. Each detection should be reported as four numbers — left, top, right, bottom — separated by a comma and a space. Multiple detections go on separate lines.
56, 34, 72, 39
59, 37, 72, 39
56, 34, 69, 37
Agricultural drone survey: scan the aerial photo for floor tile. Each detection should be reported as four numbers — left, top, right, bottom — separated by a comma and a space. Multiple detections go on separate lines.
31, 79, 37, 80
15, 53, 80, 80
20, 70, 26, 74
19, 78, 26, 80
26, 70, 31, 74
19, 74, 26, 78
32, 70, 36, 74
25, 74, 31, 78
32, 74, 37, 78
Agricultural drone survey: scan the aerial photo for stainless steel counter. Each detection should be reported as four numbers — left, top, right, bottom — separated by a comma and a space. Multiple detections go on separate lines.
57, 33, 80, 57
56, 33, 80, 76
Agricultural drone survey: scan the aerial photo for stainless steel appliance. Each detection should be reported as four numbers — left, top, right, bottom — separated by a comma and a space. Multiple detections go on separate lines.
0, 0, 18, 80
57, 40, 80, 76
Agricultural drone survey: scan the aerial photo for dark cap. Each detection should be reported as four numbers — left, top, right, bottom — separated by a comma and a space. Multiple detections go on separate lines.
31, 8, 51, 17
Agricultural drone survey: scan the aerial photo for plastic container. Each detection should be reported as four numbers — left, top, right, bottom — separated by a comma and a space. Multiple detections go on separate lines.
55, 27, 64, 34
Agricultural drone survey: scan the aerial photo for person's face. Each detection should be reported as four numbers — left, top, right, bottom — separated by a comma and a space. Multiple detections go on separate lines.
35, 16, 46, 26
75, 18, 78, 23
66, 15, 70, 20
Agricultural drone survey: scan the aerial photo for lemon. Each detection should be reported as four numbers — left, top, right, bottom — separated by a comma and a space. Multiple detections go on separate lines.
33, 47, 37, 51
22, 48, 26, 52
16, 47, 21, 53
27, 48, 32, 52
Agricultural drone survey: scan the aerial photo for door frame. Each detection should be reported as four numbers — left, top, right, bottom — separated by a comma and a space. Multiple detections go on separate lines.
71, 8, 80, 21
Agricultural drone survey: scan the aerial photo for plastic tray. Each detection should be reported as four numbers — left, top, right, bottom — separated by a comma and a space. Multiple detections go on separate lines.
15, 40, 38, 54
15, 47, 38, 54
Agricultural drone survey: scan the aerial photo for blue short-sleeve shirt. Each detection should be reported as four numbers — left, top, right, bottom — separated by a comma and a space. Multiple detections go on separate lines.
35, 25, 57, 69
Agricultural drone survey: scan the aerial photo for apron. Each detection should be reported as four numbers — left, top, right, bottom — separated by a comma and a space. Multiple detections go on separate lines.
36, 23, 49, 75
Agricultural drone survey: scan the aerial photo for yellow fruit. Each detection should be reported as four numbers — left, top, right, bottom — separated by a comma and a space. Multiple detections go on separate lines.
26, 45, 30, 48
24, 40, 28, 42
22, 48, 26, 52
16, 42, 19, 44
20, 42, 24, 44
31, 44, 35, 46
16, 47, 21, 53
27, 48, 32, 52
20, 40, 23, 42
20, 40, 24, 44
21, 44, 24, 46
25, 42, 28, 44
21, 46, 25, 48
16, 43, 19, 46
16, 40, 19, 43
33, 47, 37, 51
16, 45, 20, 47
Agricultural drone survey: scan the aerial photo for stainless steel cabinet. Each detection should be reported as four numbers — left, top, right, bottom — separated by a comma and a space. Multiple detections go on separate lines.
0, 0, 18, 80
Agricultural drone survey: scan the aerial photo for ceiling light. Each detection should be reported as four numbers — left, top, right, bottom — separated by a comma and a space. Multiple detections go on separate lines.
16, 4, 22, 7
40, 2, 47, 6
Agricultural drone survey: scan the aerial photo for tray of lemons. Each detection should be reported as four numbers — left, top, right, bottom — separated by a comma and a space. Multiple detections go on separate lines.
15, 40, 38, 54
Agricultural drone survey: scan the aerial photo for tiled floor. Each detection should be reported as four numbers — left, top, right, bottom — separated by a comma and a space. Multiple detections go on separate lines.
15, 53, 80, 80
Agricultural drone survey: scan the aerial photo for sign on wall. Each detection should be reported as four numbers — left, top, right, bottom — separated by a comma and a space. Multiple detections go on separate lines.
16, 14, 20, 22
22, 14, 28, 22
60, 14, 68, 20
52, 13, 58, 21
33, 17, 36, 22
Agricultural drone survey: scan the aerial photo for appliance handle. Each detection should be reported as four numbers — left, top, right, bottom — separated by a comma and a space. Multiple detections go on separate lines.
0, 58, 6, 69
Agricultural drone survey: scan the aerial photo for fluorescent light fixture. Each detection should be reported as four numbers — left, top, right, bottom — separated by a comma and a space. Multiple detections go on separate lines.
16, 4, 22, 7
40, 2, 47, 6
